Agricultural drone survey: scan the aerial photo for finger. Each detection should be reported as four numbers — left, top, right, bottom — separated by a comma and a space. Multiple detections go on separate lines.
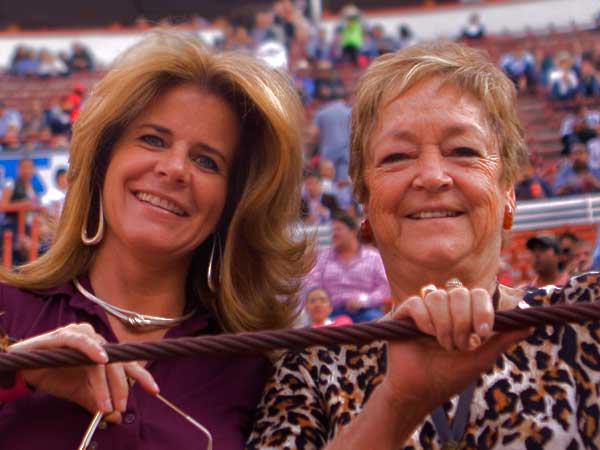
103, 411, 123, 424
465, 328, 531, 375
447, 287, 472, 351
423, 290, 453, 351
106, 363, 129, 413
394, 297, 435, 336
85, 364, 114, 414
471, 288, 495, 338
124, 362, 159, 395
8, 323, 108, 364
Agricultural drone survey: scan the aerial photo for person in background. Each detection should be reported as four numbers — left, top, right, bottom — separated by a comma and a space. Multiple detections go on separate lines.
523, 234, 569, 287
566, 239, 593, 275
311, 87, 351, 181
67, 42, 94, 72
304, 212, 389, 323
305, 28, 333, 62
461, 13, 485, 40
549, 51, 579, 100
558, 230, 579, 271
578, 55, 600, 97
514, 163, 553, 199
300, 171, 340, 225
305, 287, 352, 327
499, 44, 536, 93
0, 100, 22, 140
41, 167, 68, 221
339, 5, 363, 65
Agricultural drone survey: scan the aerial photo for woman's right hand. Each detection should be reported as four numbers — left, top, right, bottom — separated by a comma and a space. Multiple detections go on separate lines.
7, 323, 159, 423
381, 286, 530, 412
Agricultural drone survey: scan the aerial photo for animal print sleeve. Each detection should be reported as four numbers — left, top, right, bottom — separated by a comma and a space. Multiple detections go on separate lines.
246, 349, 328, 450
534, 272, 600, 447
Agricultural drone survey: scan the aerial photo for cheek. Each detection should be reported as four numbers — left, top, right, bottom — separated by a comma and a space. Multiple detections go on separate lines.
365, 170, 409, 241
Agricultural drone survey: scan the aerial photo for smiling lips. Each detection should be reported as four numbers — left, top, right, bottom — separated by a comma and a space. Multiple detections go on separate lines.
407, 210, 462, 219
135, 191, 186, 216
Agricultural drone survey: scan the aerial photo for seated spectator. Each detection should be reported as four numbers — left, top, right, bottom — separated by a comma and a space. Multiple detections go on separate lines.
67, 42, 94, 72
560, 105, 600, 154
303, 212, 390, 323
9, 46, 38, 77
66, 83, 86, 122
361, 24, 398, 58
549, 51, 579, 100
304, 287, 352, 327
36, 49, 69, 78
319, 159, 336, 195
293, 59, 316, 103
313, 59, 345, 101
300, 171, 340, 224
522, 234, 569, 287
41, 167, 68, 221
566, 239, 593, 275
500, 45, 536, 93
0, 100, 22, 139
578, 56, 600, 97
558, 231, 580, 271
461, 13, 485, 40
305, 27, 333, 62
555, 157, 600, 195
397, 24, 416, 48
22, 100, 49, 136
251, 6, 285, 46
0, 158, 41, 265
46, 96, 73, 135
1, 125, 22, 151
515, 164, 553, 199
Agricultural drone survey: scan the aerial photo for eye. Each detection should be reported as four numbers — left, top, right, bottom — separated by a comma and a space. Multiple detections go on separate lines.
380, 152, 413, 165
450, 147, 480, 157
140, 134, 165, 147
191, 154, 219, 172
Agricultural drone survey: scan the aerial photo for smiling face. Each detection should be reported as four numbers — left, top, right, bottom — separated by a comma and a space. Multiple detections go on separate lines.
305, 288, 333, 325
364, 77, 514, 278
100, 82, 239, 262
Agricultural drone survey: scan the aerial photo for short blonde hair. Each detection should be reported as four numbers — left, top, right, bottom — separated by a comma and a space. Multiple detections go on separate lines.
349, 41, 528, 202
3, 30, 310, 333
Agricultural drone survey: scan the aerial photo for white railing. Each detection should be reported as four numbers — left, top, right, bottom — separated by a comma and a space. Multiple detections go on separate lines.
513, 194, 600, 231
297, 194, 600, 247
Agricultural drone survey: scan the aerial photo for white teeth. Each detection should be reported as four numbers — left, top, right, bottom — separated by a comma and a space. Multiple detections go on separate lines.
135, 192, 185, 216
409, 210, 460, 219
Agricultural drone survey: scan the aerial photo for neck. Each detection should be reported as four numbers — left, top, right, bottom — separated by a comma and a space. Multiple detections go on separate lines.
387, 255, 499, 306
89, 238, 191, 326
335, 240, 359, 259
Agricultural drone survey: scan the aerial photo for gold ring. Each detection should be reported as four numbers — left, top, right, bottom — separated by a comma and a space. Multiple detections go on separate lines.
444, 278, 463, 290
420, 284, 437, 297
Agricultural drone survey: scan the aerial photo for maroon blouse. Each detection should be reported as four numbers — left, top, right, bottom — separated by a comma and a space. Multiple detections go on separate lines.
0, 278, 271, 449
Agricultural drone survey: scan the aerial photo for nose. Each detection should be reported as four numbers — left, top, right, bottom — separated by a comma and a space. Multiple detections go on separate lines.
411, 149, 453, 192
154, 146, 189, 184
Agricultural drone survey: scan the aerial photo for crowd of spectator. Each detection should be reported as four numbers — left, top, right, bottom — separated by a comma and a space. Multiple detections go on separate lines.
1, 2, 600, 325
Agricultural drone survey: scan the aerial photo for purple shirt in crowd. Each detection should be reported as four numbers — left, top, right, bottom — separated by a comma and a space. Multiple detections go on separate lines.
304, 246, 391, 309
0, 277, 270, 449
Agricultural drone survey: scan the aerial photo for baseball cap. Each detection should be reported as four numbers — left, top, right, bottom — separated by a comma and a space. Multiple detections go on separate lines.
526, 234, 561, 253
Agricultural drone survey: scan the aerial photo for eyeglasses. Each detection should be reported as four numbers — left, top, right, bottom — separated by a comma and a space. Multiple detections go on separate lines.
78, 391, 213, 450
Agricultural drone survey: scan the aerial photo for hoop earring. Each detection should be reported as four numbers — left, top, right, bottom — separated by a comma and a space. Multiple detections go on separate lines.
81, 194, 105, 246
360, 219, 373, 244
502, 204, 514, 230
207, 234, 222, 293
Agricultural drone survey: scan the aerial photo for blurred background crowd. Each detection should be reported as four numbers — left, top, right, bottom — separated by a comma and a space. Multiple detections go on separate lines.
0, 0, 599, 326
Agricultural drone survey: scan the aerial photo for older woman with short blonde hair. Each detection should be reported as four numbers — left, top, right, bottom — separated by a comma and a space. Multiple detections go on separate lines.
249, 42, 600, 450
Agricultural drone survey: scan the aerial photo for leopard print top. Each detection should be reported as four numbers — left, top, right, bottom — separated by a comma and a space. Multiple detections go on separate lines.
247, 273, 600, 450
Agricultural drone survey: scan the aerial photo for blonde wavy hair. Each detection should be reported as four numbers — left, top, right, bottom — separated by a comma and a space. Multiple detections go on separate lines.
2, 31, 310, 333
349, 41, 528, 203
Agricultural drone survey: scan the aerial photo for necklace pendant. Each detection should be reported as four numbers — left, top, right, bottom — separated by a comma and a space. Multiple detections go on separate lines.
442, 441, 461, 450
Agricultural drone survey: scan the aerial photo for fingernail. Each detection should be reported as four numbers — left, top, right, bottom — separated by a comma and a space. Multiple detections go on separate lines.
99, 350, 108, 362
117, 399, 127, 412
479, 323, 490, 337
152, 380, 160, 393
104, 398, 113, 412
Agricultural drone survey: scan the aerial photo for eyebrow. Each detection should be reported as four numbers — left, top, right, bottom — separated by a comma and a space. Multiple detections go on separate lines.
137, 123, 228, 162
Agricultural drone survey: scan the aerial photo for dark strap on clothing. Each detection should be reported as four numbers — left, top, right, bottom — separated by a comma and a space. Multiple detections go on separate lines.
430, 382, 476, 449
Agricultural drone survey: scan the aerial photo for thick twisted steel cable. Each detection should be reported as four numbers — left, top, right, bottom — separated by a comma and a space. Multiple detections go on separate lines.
1, 301, 600, 372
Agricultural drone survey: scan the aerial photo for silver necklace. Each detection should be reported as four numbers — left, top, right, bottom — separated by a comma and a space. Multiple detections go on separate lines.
73, 279, 197, 328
